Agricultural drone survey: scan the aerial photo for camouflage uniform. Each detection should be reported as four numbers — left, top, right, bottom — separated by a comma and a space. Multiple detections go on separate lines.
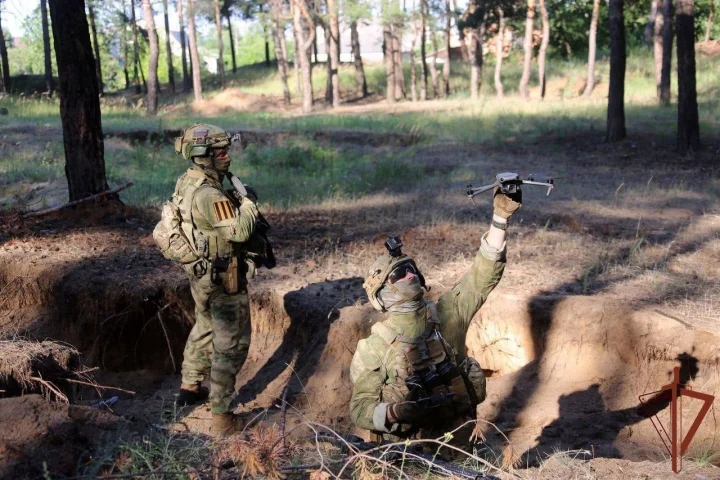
176, 165, 259, 415
349, 234, 505, 435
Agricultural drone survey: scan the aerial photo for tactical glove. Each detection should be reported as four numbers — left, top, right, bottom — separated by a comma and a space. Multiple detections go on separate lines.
493, 186, 522, 219
243, 185, 258, 204
386, 390, 454, 424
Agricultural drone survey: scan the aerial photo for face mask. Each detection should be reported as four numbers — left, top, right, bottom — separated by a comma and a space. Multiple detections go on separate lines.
213, 149, 232, 173
379, 276, 424, 313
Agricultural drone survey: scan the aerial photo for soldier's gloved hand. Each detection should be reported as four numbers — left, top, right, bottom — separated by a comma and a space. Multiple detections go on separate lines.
462, 357, 487, 404
243, 185, 258, 203
493, 186, 522, 219
386, 390, 452, 424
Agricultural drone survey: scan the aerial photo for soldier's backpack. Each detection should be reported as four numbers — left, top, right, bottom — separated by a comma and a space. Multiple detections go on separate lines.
153, 201, 200, 264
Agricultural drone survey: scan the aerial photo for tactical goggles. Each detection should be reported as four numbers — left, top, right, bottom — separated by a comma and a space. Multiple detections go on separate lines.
388, 262, 419, 284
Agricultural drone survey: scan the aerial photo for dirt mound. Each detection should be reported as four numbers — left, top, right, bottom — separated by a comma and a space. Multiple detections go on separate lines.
190, 88, 287, 115
0, 204, 194, 372
697, 40, 720, 57
469, 294, 720, 466
0, 339, 80, 400
0, 394, 127, 479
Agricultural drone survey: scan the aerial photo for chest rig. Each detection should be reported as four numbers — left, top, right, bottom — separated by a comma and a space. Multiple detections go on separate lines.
374, 303, 479, 423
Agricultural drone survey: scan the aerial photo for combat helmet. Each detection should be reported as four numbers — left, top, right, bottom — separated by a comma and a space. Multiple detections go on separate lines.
363, 236, 427, 312
174, 123, 233, 166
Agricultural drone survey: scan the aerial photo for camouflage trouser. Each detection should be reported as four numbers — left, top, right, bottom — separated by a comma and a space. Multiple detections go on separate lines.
181, 268, 251, 415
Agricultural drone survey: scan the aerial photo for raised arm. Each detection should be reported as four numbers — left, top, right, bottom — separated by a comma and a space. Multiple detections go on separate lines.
437, 187, 522, 358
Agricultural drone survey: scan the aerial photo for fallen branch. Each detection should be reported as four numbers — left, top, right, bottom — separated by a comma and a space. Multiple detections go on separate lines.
28, 376, 69, 404
64, 377, 136, 395
23, 182, 135, 218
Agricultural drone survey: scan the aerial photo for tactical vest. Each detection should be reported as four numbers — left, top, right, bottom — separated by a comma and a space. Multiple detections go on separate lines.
174, 169, 239, 261
373, 302, 479, 425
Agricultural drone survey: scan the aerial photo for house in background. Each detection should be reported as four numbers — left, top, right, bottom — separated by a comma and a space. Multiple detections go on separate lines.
314, 20, 460, 64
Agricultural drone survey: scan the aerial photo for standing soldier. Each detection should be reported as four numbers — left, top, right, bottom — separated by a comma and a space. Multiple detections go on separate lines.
155, 124, 267, 437
349, 188, 522, 444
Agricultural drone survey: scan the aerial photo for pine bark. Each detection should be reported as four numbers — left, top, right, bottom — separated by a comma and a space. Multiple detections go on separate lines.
463, 0, 485, 100
141, 0, 159, 114
537, 0, 549, 98
410, 15, 418, 102
177, 0, 191, 92
0, 3, 9, 93
87, 0, 103, 95
227, 14, 237, 74
265, 26, 271, 66
653, 0, 664, 98
123, 0, 130, 89
48, 0, 110, 201
606, 0, 626, 142
676, 0, 700, 153
584, 0, 601, 96
187, 0, 203, 101
40, 0, 55, 96
392, 21, 405, 100
350, 20, 368, 98
420, 0, 428, 100
328, 0, 340, 107
429, 25, 440, 98
383, 21, 396, 103
270, 8, 290, 105
706, 0, 714, 41
131, 1, 141, 93
660, 0, 673, 105
443, 0, 451, 96
213, 0, 225, 87
162, 0, 175, 93
519, 0, 536, 99
293, 0, 315, 113
494, 8, 504, 98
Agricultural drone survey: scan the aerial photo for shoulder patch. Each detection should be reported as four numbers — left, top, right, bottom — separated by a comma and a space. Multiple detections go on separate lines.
212, 200, 235, 222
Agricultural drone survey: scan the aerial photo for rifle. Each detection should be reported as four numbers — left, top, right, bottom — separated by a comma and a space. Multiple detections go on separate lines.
227, 171, 276, 269
466, 172, 555, 202
315, 432, 500, 480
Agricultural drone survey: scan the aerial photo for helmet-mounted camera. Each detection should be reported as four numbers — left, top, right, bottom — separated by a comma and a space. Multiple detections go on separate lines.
385, 236, 403, 257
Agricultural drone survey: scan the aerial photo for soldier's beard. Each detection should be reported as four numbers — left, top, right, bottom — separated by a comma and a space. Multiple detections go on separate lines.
379, 277, 424, 313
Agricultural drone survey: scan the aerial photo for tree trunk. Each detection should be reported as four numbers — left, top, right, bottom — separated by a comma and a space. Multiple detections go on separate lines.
123, 0, 130, 89
392, 21, 405, 100
227, 14, 237, 74
328, 0, 340, 107
705, 0, 714, 41
660, 0, 673, 105
142, 0, 159, 114
325, 24, 332, 103
410, 14, 418, 102
420, 0, 428, 100
40, 0, 55, 96
584, 0, 601, 96
443, 0, 451, 96
270, 3, 291, 105
645, 0, 659, 46
265, 26, 271, 66
519, 0, 535, 99
131, 1, 141, 93
606, 0, 626, 142
464, 0, 485, 100
138, 53, 148, 93
213, 0, 225, 88
383, 21, 396, 103
430, 25, 440, 98
0, 3, 9, 93
494, 7, 504, 98
538, 0, 549, 98
162, 0, 175, 93
676, 0, 700, 153
653, 0, 664, 98
177, 0, 191, 92
87, 0, 103, 95
292, 0, 301, 96
350, 20, 368, 98
187, 0, 203, 101
293, 0, 315, 113
48, 0, 110, 201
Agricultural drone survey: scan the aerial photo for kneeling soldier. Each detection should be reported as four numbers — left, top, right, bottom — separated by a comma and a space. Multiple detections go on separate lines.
349, 188, 521, 442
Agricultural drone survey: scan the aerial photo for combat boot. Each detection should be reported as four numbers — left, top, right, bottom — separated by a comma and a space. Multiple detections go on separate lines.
176, 383, 209, 406
212, 412, 246, 438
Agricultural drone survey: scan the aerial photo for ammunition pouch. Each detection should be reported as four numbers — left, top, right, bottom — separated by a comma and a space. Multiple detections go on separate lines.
211, 256, 242, 294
